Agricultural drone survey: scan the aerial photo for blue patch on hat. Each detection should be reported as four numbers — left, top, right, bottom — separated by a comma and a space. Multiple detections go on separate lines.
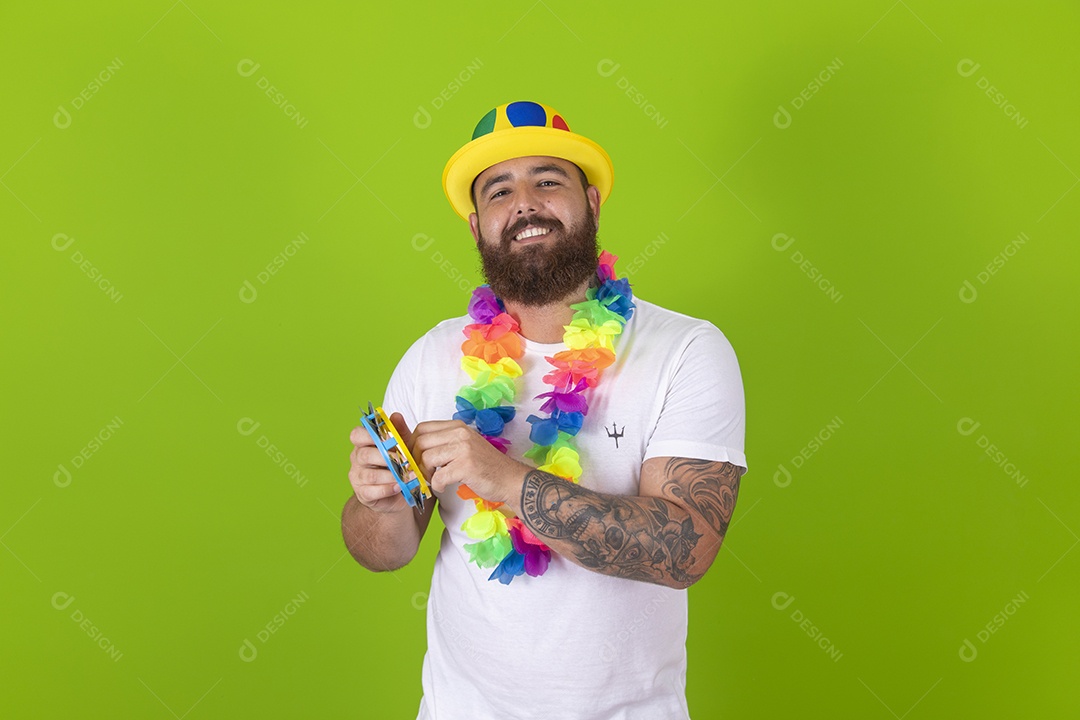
506, 101, 547, 128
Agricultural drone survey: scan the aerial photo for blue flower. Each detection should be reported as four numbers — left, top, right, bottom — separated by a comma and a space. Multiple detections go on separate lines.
453, 397, 515, 436
596, 278, 635, 321
488, 548, 526, 584
526, 410, 583, 446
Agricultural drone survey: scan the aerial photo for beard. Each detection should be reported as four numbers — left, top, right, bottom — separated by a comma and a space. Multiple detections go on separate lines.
476, 205, 600, 307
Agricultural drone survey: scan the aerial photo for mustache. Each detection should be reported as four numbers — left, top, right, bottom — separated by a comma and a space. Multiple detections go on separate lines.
502, 215, 564, 245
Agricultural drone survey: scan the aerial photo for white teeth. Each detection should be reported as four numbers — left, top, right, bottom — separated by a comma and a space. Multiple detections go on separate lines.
514, 227, 550, 241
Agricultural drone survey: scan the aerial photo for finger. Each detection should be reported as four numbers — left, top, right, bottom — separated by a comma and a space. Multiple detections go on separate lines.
389, 412, 414, 448
409, 439, 445, 483
350, 425, 376, 447
411, 428, 479, 475
411, 423, 475, 453
415, 442, 458, 475
350, 464, 401, 494
349, 445, 374, 469
354, 477, 405, 506
428, 465, 469, 496
428, 466, 451, 494
417, 442, 477, 493
354, 445, 391, 469
412, 419, 468, 439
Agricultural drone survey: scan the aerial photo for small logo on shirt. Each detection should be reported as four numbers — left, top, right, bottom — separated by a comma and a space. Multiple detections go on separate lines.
605, 422, 624, 448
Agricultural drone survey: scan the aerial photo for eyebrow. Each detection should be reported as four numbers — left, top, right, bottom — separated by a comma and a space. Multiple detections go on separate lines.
479, 163, 571, 200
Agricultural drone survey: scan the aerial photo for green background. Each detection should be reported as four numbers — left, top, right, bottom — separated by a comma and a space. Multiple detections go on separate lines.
3, 1, 1077, 717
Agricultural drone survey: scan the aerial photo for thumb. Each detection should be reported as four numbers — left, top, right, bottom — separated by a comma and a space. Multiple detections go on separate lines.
389, 412, 413, 448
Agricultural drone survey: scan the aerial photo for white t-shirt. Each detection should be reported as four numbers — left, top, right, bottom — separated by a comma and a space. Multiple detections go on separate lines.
383, 297, 747, 720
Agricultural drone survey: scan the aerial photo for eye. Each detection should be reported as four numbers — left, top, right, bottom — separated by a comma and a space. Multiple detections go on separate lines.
489, 189, 508, 200
539, 180, 560, 187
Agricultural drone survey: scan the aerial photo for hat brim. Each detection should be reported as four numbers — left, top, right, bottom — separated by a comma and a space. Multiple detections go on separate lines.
442, 127, 613, 222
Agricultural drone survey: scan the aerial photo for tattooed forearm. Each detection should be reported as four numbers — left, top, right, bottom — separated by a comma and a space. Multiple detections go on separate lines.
660, 458, 741, 539
519, 470, 705, 588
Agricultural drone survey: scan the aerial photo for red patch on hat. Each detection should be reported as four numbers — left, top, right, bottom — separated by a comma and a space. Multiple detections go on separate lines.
552, 114, 569, 131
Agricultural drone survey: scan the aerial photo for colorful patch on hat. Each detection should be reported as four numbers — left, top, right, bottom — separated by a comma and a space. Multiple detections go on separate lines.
471, 108, 497, 140
506, 101, 546, 127
471, 101, 573, 140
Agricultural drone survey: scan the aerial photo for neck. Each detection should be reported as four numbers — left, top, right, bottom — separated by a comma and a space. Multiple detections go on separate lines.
502, 279, 591, 343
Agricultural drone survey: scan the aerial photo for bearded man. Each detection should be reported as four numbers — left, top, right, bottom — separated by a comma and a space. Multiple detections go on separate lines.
342, 101, 748, 720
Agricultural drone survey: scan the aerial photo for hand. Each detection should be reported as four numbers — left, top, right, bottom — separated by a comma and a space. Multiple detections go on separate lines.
347, 412, 417, 514
411, 420, 528, 504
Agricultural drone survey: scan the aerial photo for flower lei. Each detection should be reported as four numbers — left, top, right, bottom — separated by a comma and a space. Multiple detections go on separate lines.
452, 250, 635, 585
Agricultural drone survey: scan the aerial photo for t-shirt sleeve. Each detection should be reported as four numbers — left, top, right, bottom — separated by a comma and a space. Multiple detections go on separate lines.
642, 324, 747, 470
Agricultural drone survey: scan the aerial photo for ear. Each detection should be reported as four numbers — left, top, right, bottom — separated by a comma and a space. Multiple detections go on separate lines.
586, 185, 602, 224
468, 212, 481, 245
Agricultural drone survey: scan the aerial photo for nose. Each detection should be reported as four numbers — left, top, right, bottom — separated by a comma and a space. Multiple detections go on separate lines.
512, 182, 540, 215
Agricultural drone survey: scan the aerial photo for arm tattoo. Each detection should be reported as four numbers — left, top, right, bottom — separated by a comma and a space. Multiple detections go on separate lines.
660, 458, 741, 539
520, 470, 704, 587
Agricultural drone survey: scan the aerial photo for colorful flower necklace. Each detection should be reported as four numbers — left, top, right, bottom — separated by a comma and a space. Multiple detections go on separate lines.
451, 250, 635, 584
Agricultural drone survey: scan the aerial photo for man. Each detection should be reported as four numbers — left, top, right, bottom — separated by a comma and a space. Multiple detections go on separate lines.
342, 100, 747, 719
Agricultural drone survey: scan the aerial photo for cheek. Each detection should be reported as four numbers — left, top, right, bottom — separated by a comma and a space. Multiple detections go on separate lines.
483, 215, 510, 242
476, 221, 499, 246
544, 199, 566, 217
554, 198, 583, 223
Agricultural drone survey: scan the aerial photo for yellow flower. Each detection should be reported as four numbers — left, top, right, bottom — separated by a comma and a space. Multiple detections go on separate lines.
461, 355, 523, 381
538, 446, 583, 483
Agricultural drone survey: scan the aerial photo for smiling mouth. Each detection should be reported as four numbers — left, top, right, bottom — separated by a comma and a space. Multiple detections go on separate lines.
514, 226, 551, 242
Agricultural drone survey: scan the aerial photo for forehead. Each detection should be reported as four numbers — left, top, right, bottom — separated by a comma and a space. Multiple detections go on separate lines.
474, 155, 577, 185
